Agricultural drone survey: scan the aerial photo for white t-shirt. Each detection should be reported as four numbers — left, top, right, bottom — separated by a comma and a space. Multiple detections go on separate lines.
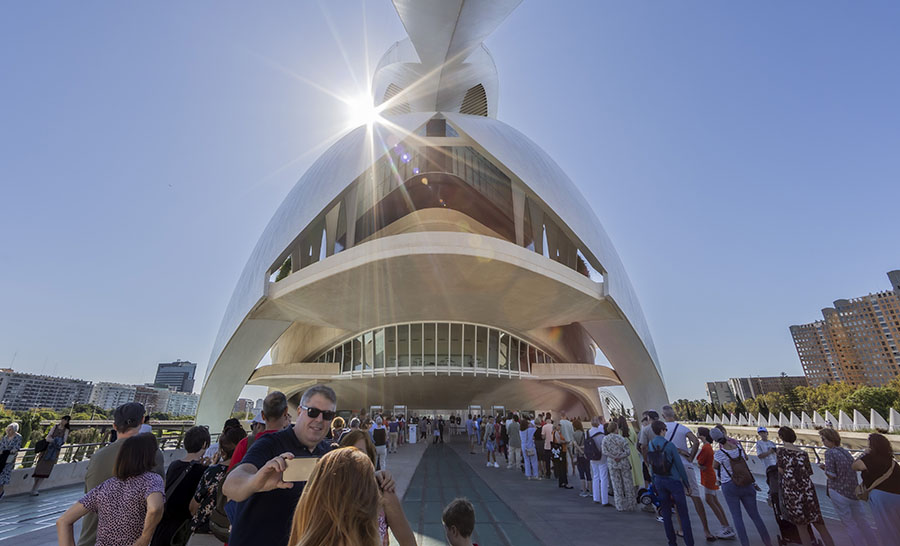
664, 421, 692, 462
588, 426, 607, 463
713, 446, 744, 484
560, 419, 575, 444
756, 439, 777, 468
638, 423, 654, 450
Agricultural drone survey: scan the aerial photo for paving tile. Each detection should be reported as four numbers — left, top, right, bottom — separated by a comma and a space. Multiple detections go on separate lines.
422, 501, 445, 523
420, 523, 446, 546
496, 524, 541, 545
472, 522, 505, 546
484, 501, 517, 522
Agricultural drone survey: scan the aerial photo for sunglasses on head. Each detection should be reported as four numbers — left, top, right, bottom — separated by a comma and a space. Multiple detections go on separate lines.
301, 404, 336, 421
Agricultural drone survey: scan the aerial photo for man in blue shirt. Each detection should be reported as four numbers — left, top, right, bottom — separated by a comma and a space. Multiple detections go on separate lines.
466, 414, 476, 454
223, 385, 395, 546
649, 419, 695, 546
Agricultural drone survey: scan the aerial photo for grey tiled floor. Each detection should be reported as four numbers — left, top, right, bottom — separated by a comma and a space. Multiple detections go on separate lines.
447, 438, 863, 546
0, 484, 83, 544
401, 440, 540, 546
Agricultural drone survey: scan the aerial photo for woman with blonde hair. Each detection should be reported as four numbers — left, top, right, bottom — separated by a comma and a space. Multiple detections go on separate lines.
316, 437, 416, 546
289, 448, 382, 546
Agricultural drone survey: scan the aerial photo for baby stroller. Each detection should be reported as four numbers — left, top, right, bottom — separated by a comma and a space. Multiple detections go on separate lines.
769, 474, 823, 546
638, 484, 662, 517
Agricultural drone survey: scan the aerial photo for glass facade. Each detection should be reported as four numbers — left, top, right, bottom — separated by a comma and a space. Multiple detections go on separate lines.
267, 123, 605, 284
313, 321, 555, 376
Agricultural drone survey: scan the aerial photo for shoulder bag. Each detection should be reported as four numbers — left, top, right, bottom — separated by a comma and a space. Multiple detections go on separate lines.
856, 461, 896, 501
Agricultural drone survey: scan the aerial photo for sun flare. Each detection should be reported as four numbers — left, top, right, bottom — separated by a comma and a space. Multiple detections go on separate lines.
344, 93, 381, 129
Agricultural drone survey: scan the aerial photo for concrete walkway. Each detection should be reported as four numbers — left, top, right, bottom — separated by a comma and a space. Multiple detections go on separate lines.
446, 437, 862, 546
0, 484, 83, 545
400, 441, 540, 546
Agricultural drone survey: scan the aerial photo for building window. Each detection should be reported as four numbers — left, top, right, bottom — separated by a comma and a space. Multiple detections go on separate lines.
310, 321, 557, 375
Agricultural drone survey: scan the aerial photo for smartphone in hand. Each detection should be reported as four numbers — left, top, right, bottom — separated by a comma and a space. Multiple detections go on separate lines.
283, 458, 318, 482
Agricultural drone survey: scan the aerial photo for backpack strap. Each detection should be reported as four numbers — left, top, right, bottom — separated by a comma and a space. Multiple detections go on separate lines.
666, 423, 680, 442
719, 451, 734, 479
165, 462, 195, 500
652, 438, 669, 453
866, 461, 897, 494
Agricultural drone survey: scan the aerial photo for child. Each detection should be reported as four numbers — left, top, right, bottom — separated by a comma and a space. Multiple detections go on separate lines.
442, 498, 476, 546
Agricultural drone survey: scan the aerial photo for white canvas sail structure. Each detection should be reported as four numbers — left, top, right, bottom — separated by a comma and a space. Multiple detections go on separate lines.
768, 413, 779, 427
869, 409, 888, 431
852, 409, 870, 431
838, 410, 852, 431
813, 411, 826, 427
890, 408, 900, 433
825, 411, 838, 427
801, 412, 813, 429
789, 412, 801, 428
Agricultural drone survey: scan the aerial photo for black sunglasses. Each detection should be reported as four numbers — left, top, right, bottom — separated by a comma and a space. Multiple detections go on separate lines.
301, 404, 336, 421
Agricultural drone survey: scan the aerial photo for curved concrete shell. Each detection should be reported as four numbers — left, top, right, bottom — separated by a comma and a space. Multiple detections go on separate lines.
196, 0, 667, 426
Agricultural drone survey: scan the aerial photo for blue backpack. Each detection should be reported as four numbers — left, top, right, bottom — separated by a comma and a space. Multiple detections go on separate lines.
584, 431, 604, 461
648, 440, 673, 476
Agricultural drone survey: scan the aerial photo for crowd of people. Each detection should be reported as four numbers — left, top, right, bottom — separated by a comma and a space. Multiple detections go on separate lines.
460, 405, 900, 546
0, 388, 896, 546
46, 388, 485, 546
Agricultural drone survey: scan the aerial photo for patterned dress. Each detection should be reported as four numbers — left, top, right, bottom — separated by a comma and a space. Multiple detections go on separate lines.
190, 464, 227, 532
0, 433, 23, 486
80, 471, 165, 546
776, 447, 823, 525
378, 510, 389, 546
602, 432, 636, 511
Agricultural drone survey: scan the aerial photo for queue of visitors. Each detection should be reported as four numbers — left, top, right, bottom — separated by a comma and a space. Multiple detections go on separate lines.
461, 405, 899, 546
26, 389, 899, 546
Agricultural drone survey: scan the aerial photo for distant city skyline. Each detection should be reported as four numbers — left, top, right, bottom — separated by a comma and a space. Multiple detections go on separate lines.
2, 2, 899, 403
791, 270, 900, 388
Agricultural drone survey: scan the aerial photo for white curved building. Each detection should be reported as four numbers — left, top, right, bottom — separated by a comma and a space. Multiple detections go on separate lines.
196, 0, 668, 426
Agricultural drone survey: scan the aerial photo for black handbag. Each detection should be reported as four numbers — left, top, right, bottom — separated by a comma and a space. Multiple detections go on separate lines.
33, 439, 49, 453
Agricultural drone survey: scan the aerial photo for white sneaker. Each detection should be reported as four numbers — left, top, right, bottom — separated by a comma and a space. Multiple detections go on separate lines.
486, 461, 492, 467
493, 462, 500, 468
717, 527, 736, 540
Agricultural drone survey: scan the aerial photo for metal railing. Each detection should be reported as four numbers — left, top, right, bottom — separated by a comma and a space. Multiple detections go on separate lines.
731, 438, 900, 463
7, 432, 218, 471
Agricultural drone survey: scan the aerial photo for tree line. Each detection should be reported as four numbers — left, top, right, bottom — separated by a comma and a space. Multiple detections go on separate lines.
672, 377, 900, 423
0, 403, 193, 448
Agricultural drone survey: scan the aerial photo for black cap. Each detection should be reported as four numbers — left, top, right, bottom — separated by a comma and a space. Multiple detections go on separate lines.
114, 402, 145, 430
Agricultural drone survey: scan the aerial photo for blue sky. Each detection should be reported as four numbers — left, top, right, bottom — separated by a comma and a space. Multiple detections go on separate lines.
1, 2, 898, 404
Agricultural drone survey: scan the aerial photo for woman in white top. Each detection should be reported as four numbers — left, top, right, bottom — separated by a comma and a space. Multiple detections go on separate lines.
710, 428, 772, 546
